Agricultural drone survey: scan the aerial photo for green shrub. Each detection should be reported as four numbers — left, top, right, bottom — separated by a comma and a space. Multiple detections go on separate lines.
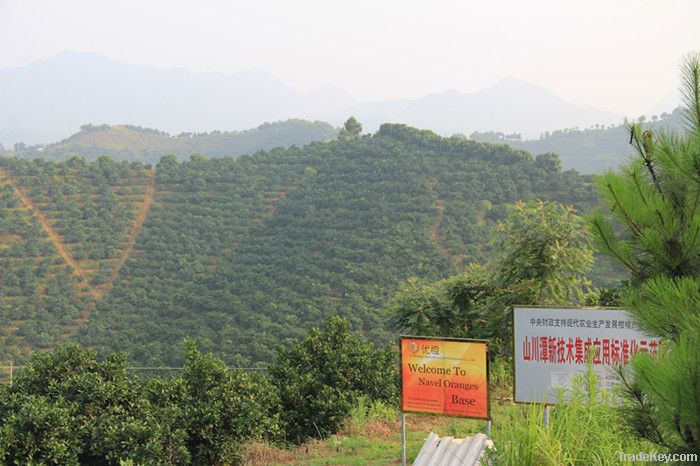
269, 317, 398, 443
179, 340, 281, 464
489, 356, 513, 399
0, 392, 79, 465
344, 396, 396, 434
0, 343, 281, 465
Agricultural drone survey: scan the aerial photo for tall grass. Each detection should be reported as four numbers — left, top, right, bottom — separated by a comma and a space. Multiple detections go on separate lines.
343, 395, 396, 435
489, 356, 514, 399
489, 361, 659, 465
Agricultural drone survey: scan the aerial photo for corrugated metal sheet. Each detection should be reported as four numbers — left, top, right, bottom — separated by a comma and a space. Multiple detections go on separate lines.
413, 432, 493, 466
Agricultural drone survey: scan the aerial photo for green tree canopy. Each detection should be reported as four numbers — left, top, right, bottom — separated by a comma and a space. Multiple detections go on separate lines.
0, 342, 280, 464
338, 116, 362, 140
268, 317, 397, 443
494, 199, 593, 306
391, 199, 594, 354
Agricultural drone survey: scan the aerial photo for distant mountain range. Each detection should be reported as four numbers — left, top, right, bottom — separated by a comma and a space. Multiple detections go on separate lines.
1, 52, 627, 146
12, 108, 681, 173
0, 52, 354, 146
338, 78, 621, 138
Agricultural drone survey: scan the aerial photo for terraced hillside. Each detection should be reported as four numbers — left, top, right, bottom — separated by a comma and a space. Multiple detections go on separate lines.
0, 158, 155, 360
15, 120, 338, 163
1, 125, 600, 365
0, 175, 82, 360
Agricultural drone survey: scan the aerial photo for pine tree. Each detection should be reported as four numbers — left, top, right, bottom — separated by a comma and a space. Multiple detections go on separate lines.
338, 116, 362, 140
590, 52, 700, 455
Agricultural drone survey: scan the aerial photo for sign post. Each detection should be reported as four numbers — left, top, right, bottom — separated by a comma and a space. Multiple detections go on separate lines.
399, 336, 490, 464
401, 411, 406, 465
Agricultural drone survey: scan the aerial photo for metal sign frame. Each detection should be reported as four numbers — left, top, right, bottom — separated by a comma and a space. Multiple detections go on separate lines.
398, 335, 491, 465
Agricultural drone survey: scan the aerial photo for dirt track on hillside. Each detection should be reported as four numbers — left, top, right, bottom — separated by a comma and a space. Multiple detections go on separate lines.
0, 168, 86, 276
59, 170, 157, 342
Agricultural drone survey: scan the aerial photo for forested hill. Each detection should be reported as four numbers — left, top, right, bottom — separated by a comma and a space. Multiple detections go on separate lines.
12, 119, 337, 163
470, 108, 682, 173
0, 125, 597, 365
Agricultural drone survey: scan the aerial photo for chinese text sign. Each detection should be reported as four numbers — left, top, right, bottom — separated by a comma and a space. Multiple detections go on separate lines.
514, 307, 660, 404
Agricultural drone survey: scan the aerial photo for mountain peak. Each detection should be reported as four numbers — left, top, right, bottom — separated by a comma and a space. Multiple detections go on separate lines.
487, 76, 550, 95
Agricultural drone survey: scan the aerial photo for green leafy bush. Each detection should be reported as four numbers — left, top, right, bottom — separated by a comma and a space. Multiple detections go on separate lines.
390, 199, 594, 356
179, 340, 281, 464
0, 392, 79, 465
0, 342, 281, 465
269, 317, 398, 443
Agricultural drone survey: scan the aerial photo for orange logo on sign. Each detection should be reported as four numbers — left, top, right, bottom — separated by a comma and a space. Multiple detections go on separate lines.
400, 338, 489, 419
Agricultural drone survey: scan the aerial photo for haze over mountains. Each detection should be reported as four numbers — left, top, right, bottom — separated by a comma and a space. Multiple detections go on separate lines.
341, 78, 621, 138
1, 52, 628, 146
0, 52, 354, 146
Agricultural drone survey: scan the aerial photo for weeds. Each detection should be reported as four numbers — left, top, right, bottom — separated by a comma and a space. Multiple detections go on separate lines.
489, 361, 660, 465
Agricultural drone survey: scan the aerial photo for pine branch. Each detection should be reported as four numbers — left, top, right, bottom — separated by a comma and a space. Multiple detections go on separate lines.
689, 189, 700, 225
590, 216, 640, 275
657, 133, 700, 186
680, 52, 700, 131
617, 366, 669, 448
654, 208, 668, 231
675, 224, 700, 269
629, 169, 650, 207
606, 181, 644, 237
629, 124, 662, 193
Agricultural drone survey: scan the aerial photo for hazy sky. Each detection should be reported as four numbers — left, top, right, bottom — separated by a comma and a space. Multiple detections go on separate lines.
1, 0, 698, 116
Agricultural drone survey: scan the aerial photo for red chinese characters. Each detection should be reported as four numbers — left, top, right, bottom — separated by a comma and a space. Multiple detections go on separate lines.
521, 336, 659, 365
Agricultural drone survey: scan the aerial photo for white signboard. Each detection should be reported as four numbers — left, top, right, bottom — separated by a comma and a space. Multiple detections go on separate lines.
514, 307, 659, 404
